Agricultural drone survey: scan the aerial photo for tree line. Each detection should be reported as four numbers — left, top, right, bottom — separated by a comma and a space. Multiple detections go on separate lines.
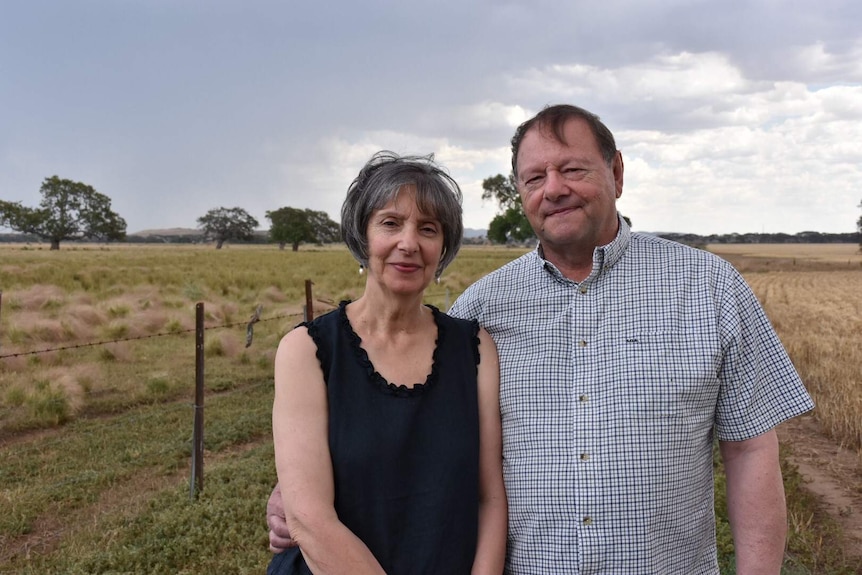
2, 175, 860, 250
0, 176, 340, 251
481, 173, 861, 249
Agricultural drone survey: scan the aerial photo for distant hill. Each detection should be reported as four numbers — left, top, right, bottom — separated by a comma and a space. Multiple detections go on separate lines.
2, 228, 855, 246
129, 227, 489, 240
131, 228, 203, 237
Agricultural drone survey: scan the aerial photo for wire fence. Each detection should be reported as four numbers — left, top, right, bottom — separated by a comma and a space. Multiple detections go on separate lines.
0, 281, 344, 499
0, 377, 277, 549
0, 313, 300, 360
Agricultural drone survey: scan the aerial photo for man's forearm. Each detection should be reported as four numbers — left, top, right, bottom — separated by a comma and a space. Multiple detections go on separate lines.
720, 430, 787, 574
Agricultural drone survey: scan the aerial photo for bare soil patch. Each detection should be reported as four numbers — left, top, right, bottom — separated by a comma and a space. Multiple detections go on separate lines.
778, 413, 862, 560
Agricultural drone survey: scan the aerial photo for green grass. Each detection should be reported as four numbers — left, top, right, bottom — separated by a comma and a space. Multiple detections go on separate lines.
0, 381, 275, 573
3, 383, 859, 574
1, 243, 860, 573
714, 443, 862, 574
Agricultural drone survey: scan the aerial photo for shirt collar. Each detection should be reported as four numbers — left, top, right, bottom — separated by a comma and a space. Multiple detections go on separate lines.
535, 213, 631, 282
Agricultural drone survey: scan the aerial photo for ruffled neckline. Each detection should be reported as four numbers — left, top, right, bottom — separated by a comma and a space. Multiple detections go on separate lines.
338, 300, 442, 397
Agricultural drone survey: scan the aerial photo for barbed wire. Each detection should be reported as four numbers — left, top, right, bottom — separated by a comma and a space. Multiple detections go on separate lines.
0, 291, 458, 360
0, 378, 274, 457
0, 311, 305, 360
0, 379, 274, 492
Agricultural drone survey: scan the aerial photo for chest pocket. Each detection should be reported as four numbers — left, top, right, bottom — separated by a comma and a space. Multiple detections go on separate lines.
608, 331, 721, 420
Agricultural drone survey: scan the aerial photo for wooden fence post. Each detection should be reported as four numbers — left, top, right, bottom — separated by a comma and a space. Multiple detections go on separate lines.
304, 280, 314, 321
190, 302, 205, 499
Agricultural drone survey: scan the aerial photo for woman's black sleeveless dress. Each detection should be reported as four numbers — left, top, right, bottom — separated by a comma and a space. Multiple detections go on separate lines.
268, 301, 481, 575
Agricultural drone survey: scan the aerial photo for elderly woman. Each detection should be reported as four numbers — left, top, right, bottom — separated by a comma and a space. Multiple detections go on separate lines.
269, 151, 507, 574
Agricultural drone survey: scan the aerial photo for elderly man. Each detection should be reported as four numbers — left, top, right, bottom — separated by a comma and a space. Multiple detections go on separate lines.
269, 104, 813, 574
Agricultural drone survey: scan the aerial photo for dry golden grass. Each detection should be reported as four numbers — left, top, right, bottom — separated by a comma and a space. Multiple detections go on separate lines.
710, 244, 862, 455
0, 243, 321, 434
0, 242, 532, 435
2, 241, 859, 457
708, 243, 862, 263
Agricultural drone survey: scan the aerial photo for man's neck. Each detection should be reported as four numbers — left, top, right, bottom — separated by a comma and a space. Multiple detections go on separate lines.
539, 244, 594, 282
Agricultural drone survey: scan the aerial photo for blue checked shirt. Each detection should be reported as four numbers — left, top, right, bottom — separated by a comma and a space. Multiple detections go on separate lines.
449, 217, 814, 575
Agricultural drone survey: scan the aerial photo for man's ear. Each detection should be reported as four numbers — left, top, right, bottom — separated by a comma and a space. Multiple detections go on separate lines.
613, 151, 624, 199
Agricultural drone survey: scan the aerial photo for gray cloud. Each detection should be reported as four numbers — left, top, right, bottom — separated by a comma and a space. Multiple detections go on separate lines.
1, 0, 860, 235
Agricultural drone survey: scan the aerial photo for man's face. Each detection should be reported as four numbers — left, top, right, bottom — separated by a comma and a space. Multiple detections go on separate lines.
515, 118, 623, 259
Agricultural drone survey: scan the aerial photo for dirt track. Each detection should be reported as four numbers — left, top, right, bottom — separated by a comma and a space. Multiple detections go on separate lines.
778, 413, 862, 561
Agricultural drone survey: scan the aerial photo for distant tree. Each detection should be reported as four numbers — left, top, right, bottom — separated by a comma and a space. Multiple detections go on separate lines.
266, 207, 340, 251
197, 207, 259, 249
857, 199, 861, 252
482, 173, 520, 210
487, 206, 535, 244
0, 176, 126, 250
482, 173, 534, 244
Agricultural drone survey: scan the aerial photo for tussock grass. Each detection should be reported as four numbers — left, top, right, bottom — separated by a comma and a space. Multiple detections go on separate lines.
99, 341, 134, 362
10, 285, 67, 312
66, 302, 106, 325
1, 243, 860, 573
205, 331, 242, 358
0, 244, 310, 434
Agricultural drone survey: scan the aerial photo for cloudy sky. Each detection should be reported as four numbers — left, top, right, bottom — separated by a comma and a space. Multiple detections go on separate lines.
2, 0, 860, 236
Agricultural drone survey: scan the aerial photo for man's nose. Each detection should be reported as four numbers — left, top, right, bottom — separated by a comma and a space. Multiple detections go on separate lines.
543, 168, 569, 201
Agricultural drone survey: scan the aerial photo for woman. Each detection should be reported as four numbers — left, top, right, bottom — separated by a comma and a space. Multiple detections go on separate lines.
269, 151, 507, 574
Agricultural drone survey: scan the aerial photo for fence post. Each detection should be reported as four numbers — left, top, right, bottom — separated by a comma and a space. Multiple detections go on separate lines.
304, 280, 314, 321
190, 302, 205, 499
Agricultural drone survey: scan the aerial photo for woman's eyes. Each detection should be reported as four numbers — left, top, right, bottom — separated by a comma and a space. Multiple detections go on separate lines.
379, 220, 438, 234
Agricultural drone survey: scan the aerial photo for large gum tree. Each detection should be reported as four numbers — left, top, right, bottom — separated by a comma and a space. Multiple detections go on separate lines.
266, 207, 339, 251
0, 176, 127, 250
197, 206, 259, 249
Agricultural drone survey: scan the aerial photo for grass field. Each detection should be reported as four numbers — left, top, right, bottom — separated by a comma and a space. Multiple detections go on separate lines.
708, 244, 862, 454
1, 241, 860, 573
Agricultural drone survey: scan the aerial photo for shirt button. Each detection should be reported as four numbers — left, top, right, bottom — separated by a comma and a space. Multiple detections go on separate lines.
580, 453, 590, 461
579, 286, 587, 294
578, 340, 587, 347
583, 517, 593, 526
579, 394, 588, 402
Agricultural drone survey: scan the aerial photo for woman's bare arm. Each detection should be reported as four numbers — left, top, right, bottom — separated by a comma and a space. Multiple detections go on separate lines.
273, 327, 386, 575
471, 328, 507, 575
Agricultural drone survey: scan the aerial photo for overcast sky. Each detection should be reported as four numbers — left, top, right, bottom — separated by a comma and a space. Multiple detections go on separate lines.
2, 0, 861, 236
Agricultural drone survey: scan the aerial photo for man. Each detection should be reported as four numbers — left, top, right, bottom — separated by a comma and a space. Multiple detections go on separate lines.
268, 104, 813, 574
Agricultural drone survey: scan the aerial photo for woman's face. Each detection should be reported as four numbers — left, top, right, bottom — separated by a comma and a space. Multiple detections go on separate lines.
364, 185, 444, 297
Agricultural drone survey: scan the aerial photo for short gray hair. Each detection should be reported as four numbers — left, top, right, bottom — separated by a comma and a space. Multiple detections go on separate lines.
341, 151, 464, 277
